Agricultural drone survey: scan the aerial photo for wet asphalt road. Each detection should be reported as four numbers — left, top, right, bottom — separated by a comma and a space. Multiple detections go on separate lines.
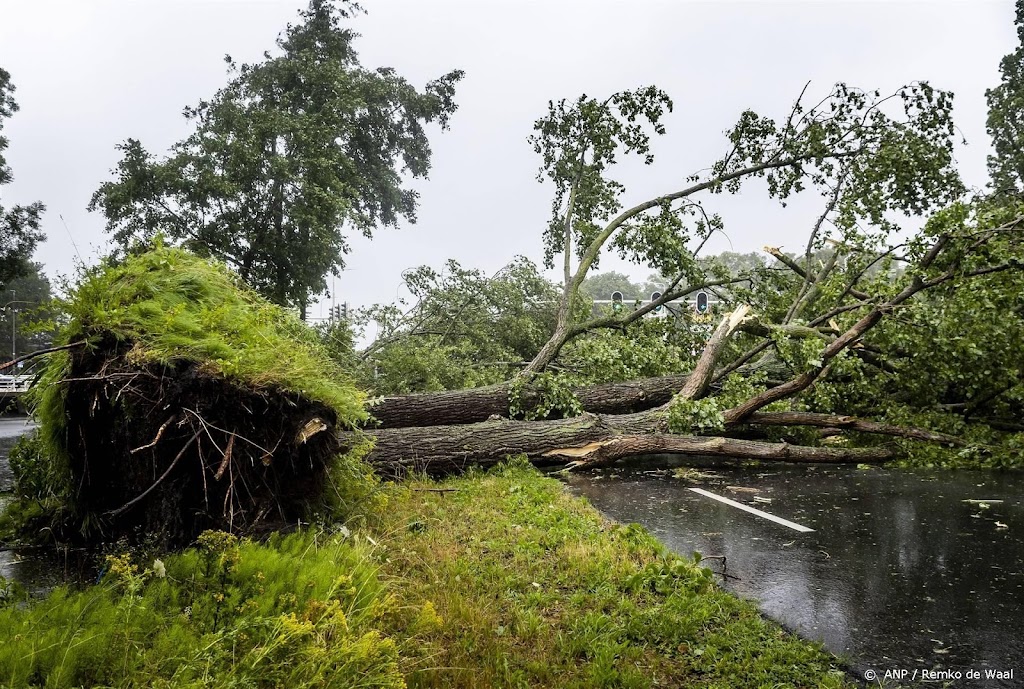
567, 463, 1024, 687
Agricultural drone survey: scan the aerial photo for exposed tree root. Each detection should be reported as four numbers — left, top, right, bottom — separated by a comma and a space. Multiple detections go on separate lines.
55, 341, 343, 546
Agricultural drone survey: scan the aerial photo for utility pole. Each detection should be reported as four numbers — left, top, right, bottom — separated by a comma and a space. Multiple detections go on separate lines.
3, 293, 33, 364
8, 290, 14, 363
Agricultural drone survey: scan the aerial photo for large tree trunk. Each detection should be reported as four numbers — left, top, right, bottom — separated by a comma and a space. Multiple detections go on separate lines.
366, 306, 759, 429
356, 411, 895, 478
366, 372, 695, 428
353, 393, 938, 477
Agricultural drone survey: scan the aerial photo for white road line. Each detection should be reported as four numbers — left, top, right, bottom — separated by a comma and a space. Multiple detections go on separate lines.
688, 487, 814, 533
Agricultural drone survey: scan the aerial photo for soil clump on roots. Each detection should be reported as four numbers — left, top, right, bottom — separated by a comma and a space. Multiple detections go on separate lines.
61, 341, 341, 546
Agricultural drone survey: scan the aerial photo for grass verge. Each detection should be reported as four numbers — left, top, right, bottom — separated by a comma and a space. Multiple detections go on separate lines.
375, 460, 850, 688
0, 461, 852, 688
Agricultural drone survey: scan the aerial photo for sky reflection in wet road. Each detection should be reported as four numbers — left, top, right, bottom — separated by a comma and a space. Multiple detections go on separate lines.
566, 462, 1024, 686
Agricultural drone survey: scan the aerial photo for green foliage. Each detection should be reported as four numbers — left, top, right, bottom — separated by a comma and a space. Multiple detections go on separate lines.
532, 86, 676, 273
2, 434, 70, 545
986, 0, 1024, 193
770, 326, 827, 373
532, 79, 962, 303
0, 530, 404, 688
0, 66, 44, 290
317, 437, 387, 524
561, 318, 700, 386
7, 431, 52, 502
786, 198, 1024, 457
0, 498, 50, 544
509, 371, 582, 420
361, 257, 558, 394
667, 397, 724, 435
721, 82, 963, 240
717, 371, 769, 409
0, 261, 57, 360
624, 552, 715, 595
89, 1, 462, 311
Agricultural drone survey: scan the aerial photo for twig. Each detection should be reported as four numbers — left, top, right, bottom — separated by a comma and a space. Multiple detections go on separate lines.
699, 554, 729, 580
130, 415, 177, 454
214, 434, 235, 481
106, 433, 199, 518
0, 340, 87, 372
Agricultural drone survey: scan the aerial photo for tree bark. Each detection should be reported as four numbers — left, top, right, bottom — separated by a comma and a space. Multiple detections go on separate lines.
743, 411, 966, 446
678, 306, 749, 400
355, 402, 962, 477
365, 372, 695, 428
356, 410, 894, 478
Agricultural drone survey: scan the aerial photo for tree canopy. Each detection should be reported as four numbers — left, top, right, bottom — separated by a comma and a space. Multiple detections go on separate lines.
0, 67, 44, 292
986, 0, 1024, 194
348, 53, 1024, 471
518, 80, 964, 376
0, 262, 55, 361
89, 0, 463, 317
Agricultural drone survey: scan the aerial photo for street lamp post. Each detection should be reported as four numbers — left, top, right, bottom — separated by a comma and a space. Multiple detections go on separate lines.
2, 294, 34, 365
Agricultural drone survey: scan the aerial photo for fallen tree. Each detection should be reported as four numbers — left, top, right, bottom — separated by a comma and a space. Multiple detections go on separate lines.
358, 413, 897, 478
352, 206, 1024, 475
337, 75, 1024, 475
365, 371, 694, 428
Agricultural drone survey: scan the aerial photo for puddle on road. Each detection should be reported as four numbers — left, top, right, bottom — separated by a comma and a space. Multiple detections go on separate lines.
566, 461, 1024, 686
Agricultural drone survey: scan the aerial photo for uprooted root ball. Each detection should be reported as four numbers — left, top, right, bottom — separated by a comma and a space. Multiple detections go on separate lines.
58, 342, 341, 545
25, 247, 369, 547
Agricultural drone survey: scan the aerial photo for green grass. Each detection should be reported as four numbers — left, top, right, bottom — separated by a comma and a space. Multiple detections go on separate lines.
0, 462, 853, 688
0, 530, 403, 688
373, 461, 850, 688
40, 246, 365, 421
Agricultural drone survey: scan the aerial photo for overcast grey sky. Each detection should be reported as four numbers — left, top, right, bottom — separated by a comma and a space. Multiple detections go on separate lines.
0, 0, 1016, 321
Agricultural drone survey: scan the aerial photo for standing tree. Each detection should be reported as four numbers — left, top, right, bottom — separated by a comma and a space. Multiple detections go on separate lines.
580, 271, 645, 301
986, 0, 1024, 195
90, 0, 462, 317
0, 67, 44, 290
0, 262, 55, 361
357, 257, 560, 394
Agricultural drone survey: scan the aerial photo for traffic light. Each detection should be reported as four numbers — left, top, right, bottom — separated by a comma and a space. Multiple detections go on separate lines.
650, 291, 662, 313
333, 302, 349, 321
695, 292, 709, 314
611, 291, 623, 313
